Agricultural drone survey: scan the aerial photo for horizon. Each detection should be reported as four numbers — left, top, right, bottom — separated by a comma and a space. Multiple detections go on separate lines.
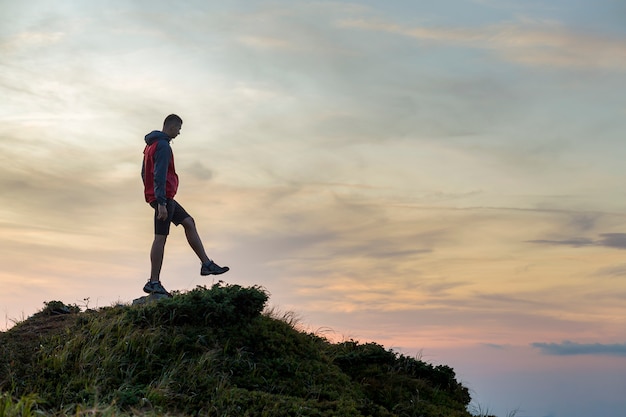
2, 1, 626, 416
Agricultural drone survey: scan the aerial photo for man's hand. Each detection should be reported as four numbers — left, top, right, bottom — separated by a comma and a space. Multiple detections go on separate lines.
157, 204, 168, 221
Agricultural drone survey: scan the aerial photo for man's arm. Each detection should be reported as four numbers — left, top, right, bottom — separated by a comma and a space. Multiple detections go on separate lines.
152, 140, 171, 207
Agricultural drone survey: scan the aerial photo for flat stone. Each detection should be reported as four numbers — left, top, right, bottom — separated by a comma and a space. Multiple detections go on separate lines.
132, 293, 170, 305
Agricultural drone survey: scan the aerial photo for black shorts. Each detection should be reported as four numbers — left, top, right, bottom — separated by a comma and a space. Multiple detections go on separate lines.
150, 199, 191, 236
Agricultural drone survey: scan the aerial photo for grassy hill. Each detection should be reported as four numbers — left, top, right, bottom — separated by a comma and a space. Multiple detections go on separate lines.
0, 283, 478, 417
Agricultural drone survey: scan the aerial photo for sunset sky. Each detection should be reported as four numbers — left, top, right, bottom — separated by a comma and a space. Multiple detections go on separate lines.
2, 1, 626, 416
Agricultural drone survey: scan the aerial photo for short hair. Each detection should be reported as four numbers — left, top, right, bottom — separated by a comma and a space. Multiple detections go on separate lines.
163, 114, 183, 127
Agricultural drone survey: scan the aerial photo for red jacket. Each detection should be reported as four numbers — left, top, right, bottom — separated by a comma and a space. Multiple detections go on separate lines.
142, 130, 179, 205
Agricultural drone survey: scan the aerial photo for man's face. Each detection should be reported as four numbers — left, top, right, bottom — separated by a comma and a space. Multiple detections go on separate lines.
164, 122, 182, 139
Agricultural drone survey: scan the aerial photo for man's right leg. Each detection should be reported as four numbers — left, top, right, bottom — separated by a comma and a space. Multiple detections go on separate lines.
150, 234, 167, 282
144, 234, 170, 295
145, 200, 173, 295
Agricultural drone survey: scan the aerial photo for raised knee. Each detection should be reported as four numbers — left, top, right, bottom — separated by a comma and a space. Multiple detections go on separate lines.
182, 216, 195, 228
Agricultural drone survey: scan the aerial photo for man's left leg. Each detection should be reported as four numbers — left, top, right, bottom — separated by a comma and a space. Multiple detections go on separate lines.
180, 216, 229, 275
181, 216, 210, 264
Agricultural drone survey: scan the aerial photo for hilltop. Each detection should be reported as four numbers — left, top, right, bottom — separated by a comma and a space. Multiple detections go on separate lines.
0, 283, 477, 417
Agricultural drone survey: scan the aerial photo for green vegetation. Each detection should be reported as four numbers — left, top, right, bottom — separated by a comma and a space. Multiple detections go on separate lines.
0, 283, 476, 416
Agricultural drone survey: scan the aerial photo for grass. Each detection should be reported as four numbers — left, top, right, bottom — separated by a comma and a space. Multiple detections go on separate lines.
1, 283, 482, 417
470, 404, 519, 417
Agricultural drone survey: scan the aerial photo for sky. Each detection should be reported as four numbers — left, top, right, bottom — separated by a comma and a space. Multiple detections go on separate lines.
1, 0, 626, 416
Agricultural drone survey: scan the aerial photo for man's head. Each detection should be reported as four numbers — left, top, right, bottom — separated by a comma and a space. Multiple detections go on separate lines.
163, 114, 183, 139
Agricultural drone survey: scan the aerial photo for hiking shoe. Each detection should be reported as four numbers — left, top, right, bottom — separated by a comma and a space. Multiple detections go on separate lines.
143, 280, 171, 296
201, 260, 229, 276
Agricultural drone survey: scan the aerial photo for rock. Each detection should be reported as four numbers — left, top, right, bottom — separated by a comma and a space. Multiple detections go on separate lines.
132, 293, 170, 305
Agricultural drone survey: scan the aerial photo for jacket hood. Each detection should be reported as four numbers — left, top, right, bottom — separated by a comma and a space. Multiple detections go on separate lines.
145, 130, 171, 145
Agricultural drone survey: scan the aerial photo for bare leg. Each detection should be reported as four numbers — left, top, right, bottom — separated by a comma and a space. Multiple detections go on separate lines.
150, 235, 167, 281
181, 217, 210, 264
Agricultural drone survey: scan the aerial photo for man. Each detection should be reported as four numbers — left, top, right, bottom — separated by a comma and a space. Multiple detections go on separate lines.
141, 114, 229, 296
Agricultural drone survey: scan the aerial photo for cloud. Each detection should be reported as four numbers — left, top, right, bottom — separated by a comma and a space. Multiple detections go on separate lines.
338, 16, 626, 71
481, 343, 509, 350
528, 233, 626, 249
532, 341, 626, 357
597, 233, 626, 249
566, 213, 600, 233
0, 31, 65, 53
527, 237, 595, 247
186, 161, 214, 181
596, 264, 626, 278
475, 292, 550, 308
